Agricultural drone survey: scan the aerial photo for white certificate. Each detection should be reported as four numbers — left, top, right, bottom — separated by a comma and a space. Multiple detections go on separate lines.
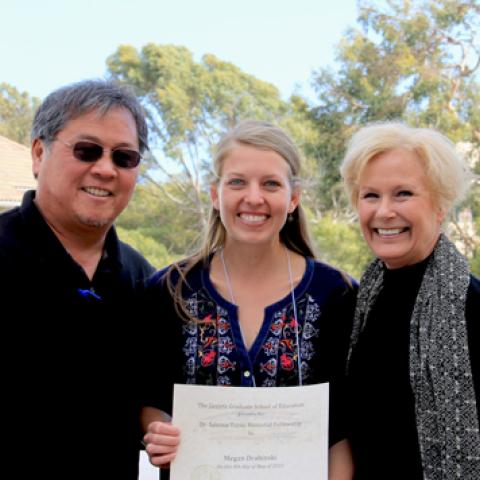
170, 383, 329, 480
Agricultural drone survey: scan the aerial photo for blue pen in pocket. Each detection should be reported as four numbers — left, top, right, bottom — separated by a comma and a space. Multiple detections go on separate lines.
77, 288, 102, 301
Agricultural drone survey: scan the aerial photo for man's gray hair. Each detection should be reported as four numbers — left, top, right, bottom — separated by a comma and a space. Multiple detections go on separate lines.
31, 79, 148, 153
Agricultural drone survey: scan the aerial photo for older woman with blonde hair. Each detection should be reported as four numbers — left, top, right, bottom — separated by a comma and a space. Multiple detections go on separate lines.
142, 120, 356, 479
341, 122, 480, 479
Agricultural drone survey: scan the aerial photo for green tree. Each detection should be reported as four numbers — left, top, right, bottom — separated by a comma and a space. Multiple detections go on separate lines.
118, 182, 202, 258
310, 213, 373, 280
116, 226, 174, 269
310, 0, 480, 211
0, 83, 40, 145
307, 0, 480, 271
106, 44, 317, 231
471, 223, 480, 275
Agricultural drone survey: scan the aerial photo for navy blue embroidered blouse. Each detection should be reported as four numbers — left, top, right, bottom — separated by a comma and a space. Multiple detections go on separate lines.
143, 256, 356, 447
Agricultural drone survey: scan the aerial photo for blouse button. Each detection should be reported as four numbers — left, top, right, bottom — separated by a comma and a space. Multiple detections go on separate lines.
243, 370, 251, 378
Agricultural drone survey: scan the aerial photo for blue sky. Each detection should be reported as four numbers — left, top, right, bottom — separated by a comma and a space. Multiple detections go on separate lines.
2, 0, 358, 101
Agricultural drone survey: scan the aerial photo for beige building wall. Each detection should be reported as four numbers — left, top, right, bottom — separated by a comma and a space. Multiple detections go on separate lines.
0, 135, 36, 211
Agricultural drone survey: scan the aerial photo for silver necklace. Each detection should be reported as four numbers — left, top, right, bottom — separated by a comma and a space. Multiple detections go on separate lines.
219, 246, 303, 386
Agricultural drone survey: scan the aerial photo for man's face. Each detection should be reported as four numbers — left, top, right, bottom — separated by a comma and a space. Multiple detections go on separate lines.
32, 107, 140, 236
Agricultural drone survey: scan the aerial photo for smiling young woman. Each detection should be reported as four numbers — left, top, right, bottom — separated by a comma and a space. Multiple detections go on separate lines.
141, 120, 357, 480
210, 143, 299, 254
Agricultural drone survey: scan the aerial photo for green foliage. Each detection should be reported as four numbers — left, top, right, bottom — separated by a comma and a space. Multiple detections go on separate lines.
471, 208, 480, 276
106, 44, 316, 232
471, 249, 480, 277
117, 182, 202, 257
0, 82, 40, 145
116, 226, 174, 270
310, 214, 373, 280
310, 0, 480, 210
107, 44, 288, 146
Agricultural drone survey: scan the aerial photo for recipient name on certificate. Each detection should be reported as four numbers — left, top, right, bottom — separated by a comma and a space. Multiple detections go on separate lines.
170, 383, 329, 480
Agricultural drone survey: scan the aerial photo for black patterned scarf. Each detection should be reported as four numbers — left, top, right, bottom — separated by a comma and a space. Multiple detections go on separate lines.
348, 234, 480, 479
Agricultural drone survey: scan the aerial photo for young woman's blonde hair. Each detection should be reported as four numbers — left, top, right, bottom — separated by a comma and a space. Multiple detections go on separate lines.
340, 122, 473, 215
164, 120, 316, 321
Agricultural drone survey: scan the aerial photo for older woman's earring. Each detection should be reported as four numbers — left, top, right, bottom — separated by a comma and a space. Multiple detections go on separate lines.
287, 212, 294, 222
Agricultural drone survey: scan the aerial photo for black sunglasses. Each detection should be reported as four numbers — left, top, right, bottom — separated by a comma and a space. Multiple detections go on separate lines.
54, 139, 142, 169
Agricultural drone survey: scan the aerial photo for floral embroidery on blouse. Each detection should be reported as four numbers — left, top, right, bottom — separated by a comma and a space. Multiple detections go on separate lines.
182, 289, 321, 387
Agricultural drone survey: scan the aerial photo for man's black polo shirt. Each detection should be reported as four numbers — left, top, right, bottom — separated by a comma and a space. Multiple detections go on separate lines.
0, 191, 154, 479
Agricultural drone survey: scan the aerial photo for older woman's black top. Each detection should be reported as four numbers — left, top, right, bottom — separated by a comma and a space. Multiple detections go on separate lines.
348, 259, 480, 480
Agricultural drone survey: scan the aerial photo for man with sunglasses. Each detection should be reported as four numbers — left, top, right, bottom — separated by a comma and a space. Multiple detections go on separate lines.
0, 80, 154, 479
